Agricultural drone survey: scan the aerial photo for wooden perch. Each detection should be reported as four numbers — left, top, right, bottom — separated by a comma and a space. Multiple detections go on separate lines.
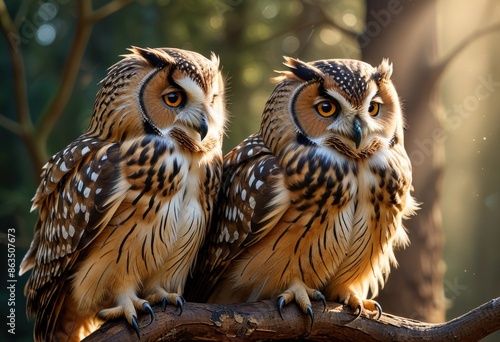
83, 298, 500, 341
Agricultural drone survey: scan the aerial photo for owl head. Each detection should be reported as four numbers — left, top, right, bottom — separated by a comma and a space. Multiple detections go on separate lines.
89, 47, 226, 152
263, 57, 403, 159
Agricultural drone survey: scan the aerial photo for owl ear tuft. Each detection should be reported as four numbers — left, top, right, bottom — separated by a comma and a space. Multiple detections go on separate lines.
127, 46, 174, 69
376, 58, 393, 81
209, 52, 220, 68
281, 57, 324, 82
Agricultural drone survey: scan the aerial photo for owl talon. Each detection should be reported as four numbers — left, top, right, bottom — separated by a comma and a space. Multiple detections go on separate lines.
340, 297, 348, 306
337, 289, 383, 319
143, 302, 155, 325
306, 304, 314, 329
275, 279, 325, 328
315, 290, 327, 312
277, 296, 286, 320
146, 289, 184, 315
131, 315, 140, 339
374, 302, 383, 320
355, 304, 363, 319
160, 295, 184, 315
176, 296, 185, 316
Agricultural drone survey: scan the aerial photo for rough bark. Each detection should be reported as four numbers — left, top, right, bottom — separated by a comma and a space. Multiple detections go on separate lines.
83, 298, 500, 341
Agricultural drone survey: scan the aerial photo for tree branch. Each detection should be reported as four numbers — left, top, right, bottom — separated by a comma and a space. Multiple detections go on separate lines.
35, 0, 134, 163
0, 0, 44, 174
0, 0, 132, 176
84, 298, 500, 341
88, 0, 134, 23
0, 0, 32, 130
0, 114, 22, 136
35, 0, 93, 161
434, 21, 500, 82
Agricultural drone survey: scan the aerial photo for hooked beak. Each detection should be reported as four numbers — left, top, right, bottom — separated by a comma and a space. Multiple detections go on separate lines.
352, 116, 362, 149
196, 115, 208, 141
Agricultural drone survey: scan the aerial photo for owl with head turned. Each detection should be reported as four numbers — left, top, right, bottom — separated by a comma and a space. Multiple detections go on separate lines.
19, 46, 227, 341
186, 57, 417, 322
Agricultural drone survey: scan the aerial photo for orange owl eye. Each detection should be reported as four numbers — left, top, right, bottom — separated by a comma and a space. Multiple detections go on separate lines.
163, 90, 185, 108
316, 101, 338, 117
368, 102, 380, 116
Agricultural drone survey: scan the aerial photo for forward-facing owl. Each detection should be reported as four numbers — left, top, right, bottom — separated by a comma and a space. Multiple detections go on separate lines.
19, 47, 226, 341
187, 57, 417, 322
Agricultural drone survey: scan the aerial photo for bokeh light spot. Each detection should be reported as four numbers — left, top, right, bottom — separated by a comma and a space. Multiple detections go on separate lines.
261, 1, 280, 19
36, 23, 56, 46
282, 36, 300, 53
319, 28, 341, 46
342, 13, 357, 27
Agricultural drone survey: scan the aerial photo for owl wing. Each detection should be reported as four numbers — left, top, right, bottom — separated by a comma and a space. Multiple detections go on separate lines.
20, 137, 126, 339
191, 133, 290, 300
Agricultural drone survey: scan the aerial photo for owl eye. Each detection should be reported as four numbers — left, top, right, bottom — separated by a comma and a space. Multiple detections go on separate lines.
316, 100, 338, 118
368, 102, 380, 116
163, 90, 185, 108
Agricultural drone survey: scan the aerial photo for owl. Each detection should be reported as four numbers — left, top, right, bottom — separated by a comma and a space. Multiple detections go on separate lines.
19, 47, 226, 341
186, 57, 417, 322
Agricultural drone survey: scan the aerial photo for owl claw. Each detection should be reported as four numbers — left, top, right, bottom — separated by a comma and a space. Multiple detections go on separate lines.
97, 294, 152, 337
146, 290, 184, 315
131, 315, 140, 339
276, 280, 325, 328
143, 302, 155, 325
336, 289, 383, 319
306, 304, 314, 329
277, 296, 286, 320
176, 296, 185, 316
374, 302, 383, 320
355, 304, 363, 319
353, 301, 381, 319
315, 290, 327, 312
160, 295, 184, 315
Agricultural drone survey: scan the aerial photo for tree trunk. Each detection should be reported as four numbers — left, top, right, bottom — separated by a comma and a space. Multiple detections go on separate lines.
360, 0, 446, 322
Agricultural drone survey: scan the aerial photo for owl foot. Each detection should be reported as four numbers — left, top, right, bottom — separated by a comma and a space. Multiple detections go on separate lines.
146, 290, 186, 315
97, 294, 155, 338
338, 290, 382, 319
277, 279, 326, 328
354, 299, 382, 319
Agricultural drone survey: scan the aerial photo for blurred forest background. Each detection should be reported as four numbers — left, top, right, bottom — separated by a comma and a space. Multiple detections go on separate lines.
1, 0, 499, 341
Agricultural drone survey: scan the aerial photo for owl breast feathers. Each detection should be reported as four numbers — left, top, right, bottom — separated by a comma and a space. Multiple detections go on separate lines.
19, 47, 226, 341
186, 57, 417, 321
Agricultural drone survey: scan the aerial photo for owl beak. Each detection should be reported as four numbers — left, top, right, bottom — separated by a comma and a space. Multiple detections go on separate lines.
196, 115, 208, 141
352, 116, 363, 149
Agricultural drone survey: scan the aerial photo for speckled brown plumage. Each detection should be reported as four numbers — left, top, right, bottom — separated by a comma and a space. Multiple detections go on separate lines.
19, 47, 226, 341
187, 57, 417, 323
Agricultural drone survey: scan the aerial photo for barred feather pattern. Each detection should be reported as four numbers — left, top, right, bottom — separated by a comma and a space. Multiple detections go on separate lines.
20, 47, 226, 341
188, 57, 417, 319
